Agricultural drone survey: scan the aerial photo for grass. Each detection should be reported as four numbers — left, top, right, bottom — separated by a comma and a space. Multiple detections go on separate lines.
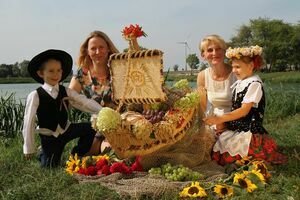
0, 72, 300, 199
0, 114, 299, 200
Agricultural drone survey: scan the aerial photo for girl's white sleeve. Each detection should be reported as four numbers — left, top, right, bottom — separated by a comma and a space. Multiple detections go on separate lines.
242, 82, 263, 107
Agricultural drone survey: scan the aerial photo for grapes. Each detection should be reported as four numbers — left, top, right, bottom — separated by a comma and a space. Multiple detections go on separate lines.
173, 79, 189, 90
142, 109, 165, 124
174, 92, 200, 111
148, 163, 203, 182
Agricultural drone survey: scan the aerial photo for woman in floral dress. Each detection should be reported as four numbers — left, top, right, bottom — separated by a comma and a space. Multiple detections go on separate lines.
204, 45, 288, 166
69, 30, 119, 154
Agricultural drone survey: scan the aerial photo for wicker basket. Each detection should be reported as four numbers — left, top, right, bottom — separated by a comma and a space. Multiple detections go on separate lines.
102, 107, 196, 158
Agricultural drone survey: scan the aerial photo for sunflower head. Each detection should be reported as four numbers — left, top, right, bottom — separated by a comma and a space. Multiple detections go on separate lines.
252, 160, 271, 180
92, 154, 110, 163
236, 156, 252, 166
214, 184, 233, 198
179, 181, 207, 198
65, 154, 80, 175
233, 173, 258, 193
249, 169, 266, 184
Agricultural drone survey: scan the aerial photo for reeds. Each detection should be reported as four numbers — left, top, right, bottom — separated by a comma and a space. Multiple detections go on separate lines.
0, 93, 25, 138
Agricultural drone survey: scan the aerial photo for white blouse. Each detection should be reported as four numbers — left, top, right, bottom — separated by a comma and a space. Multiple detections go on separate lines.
22, 83, 102, 154
231, 75, 263, 108
204, 67, 237, 115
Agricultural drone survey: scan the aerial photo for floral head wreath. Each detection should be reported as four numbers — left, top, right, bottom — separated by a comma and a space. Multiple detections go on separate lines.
225, 45, 263, 60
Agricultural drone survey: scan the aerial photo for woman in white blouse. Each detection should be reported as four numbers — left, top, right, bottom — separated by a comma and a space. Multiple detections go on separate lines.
197, 35, 237, 134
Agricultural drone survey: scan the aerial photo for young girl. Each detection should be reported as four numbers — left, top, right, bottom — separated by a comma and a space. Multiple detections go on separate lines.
203, 45, 287, 166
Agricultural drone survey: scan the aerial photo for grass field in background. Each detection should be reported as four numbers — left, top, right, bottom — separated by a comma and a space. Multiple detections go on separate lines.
0, 72, 299, 200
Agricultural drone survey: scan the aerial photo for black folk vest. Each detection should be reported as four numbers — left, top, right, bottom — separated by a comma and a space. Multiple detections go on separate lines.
36, 85, 68, 131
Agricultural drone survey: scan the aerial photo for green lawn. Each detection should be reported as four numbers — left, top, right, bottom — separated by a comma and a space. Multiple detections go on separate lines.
0, 72, 299, 199
0, 114, 299, 200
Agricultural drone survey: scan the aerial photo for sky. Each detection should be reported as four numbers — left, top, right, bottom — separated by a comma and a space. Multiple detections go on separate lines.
0, 0, 299, 71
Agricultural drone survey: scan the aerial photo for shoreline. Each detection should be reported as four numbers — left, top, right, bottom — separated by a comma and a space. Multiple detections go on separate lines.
1, 71, 300, 84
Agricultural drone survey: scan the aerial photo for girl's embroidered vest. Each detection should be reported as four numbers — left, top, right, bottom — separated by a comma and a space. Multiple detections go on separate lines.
227, 81, 266, 134
36, 85, 68, 131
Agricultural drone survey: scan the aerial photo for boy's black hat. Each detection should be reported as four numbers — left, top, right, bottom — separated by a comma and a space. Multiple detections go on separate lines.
28, 49, 73, 84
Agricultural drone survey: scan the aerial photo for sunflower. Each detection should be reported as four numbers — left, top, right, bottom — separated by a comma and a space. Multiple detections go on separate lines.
214, 184, 233, 199
81, 156, 93, 169
244, 169, 266, 184
233, 173, 257, 193
236, 156, 252, 166
92, 154, 110, 163
65, 154, 80, 175
179, 181, 207, 198
252, 160, 271, 180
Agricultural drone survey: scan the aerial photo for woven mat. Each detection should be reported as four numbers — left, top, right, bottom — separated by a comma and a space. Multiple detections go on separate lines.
74, 161, 226, 199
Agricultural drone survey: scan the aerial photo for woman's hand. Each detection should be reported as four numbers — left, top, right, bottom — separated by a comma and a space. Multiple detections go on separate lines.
203, 116, 222, 126
215, 123, 226, 135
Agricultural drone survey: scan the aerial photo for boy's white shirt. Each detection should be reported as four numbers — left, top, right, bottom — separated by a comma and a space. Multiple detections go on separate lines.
22, 82, 102, 154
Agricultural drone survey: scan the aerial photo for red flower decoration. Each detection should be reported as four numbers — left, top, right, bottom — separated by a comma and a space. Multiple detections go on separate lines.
96, 158, 109, 170
122, 24, 147, 38
78, 166, 98, 176
97, 164, 111, 176
131, 156, 143, 172
110, 162, 132, 174
86, 166, 97, 176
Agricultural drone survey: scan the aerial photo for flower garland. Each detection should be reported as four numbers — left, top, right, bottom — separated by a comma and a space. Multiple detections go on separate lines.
178, 158, 272, 199
66, 154, 143, 176
225, 45, 263, 59
122, 24, 147, 40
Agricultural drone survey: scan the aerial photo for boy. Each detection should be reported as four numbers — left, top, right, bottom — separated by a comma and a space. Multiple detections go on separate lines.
23, 49, 101, 168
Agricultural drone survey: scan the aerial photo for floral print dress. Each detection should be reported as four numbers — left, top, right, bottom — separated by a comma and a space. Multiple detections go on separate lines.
74, 68, 115, 108
212, 75, 287, 165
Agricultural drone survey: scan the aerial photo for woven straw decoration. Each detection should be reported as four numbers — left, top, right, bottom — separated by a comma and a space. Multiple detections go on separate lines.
109, 49, 166, 105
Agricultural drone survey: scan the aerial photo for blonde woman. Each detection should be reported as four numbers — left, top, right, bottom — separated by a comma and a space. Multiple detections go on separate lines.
69, 31, 119, 154
197, 35, 236, 134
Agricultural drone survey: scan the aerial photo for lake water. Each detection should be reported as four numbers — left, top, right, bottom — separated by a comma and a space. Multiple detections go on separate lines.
0, 82, 298, 102
0, 83, 69, 102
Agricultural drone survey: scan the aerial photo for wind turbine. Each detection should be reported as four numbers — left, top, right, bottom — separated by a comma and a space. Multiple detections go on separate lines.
177, 41, 190, 71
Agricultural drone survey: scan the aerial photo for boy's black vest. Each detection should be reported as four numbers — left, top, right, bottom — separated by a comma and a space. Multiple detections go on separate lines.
36, 85, 68, 131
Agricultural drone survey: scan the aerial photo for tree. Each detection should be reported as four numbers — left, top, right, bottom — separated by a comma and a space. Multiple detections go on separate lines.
19, 60, 30, 77
200, 62, 209, 71
186, 54, 199, 75
12, 62, 20, 77
173, 64, 179, 71
230, 17, 298, 72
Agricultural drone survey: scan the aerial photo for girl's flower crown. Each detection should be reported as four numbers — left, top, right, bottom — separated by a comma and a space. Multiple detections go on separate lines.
225, 45, 263, 60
